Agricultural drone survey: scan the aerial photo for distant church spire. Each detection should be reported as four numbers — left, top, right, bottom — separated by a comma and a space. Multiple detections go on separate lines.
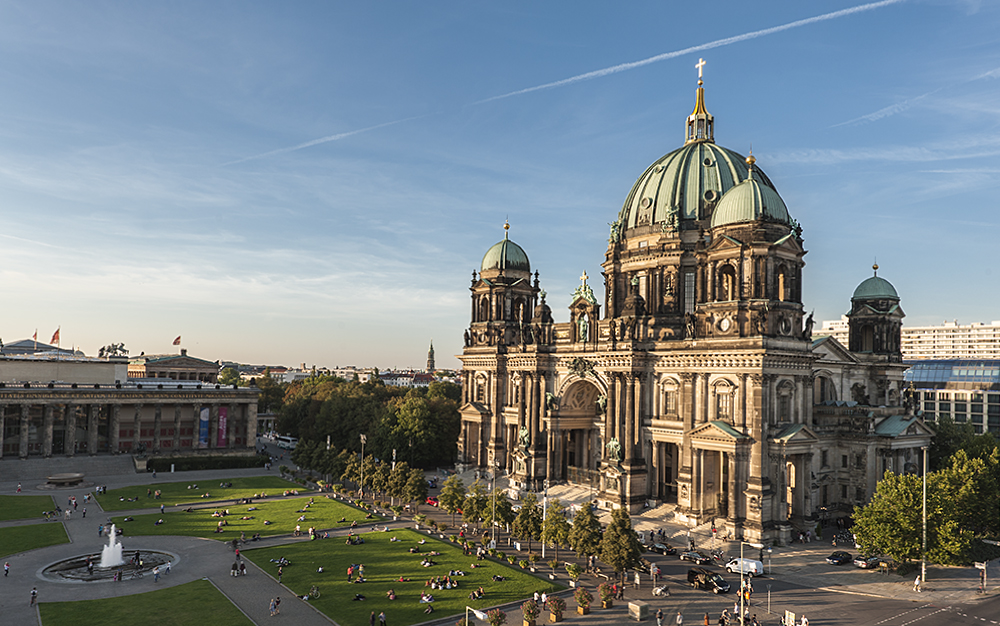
426, 341, 436, 373
685, 58, 715, 145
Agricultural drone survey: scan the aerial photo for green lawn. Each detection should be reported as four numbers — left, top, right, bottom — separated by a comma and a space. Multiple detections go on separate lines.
96, 476, 306, 511
39, 578, 252, 626
110, 495, 381, 540
244, 528, 561, 626
0, 523, 69, 558
0, 494, 55, 521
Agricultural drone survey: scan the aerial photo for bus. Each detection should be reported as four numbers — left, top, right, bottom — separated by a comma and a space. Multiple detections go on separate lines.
275, 435, 298, 450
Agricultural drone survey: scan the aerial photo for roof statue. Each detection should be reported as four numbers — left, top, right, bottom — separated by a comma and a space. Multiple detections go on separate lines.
571, 270, 597, 305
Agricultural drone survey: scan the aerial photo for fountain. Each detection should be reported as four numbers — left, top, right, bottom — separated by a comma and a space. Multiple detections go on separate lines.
100, 524, 124, 567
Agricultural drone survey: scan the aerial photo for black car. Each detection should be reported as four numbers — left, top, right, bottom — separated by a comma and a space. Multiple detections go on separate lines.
649, 542, 677, 556
826, 551, 852, 565
679, 550, 712, 565
687, 567, 730, 594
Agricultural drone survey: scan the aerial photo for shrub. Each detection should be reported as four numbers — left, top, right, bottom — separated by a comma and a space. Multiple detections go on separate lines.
548, 559, 559, 572
566, 563, 583, 581
146, 455, 263, 472
521, 599, 540, 621
518, 559, 529, 569
574, 586, 593, 608
486, 608, 507, 626
597, 582, 613, 602
547, 596, 566, 619
507, 555, 517, 565
278, 465, 289, 475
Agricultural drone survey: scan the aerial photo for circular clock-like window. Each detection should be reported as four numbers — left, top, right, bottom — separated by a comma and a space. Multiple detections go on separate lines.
780, 318, 792, 335
719, 317, 731, 333
640, 197, 652, 209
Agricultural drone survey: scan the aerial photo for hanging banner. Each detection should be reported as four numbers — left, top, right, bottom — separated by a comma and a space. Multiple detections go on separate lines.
217, 407, 228, 448
198, 407, 210, 448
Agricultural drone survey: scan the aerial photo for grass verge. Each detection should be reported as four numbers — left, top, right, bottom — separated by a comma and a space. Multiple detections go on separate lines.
38, 578, 253, 626
0, 523, 69, 558
96, 476, 305, 511
244, 527, 561, 626
0, 494, 55, 521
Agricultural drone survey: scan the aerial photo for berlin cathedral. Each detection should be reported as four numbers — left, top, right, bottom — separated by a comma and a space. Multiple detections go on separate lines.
457, 65, 932, 543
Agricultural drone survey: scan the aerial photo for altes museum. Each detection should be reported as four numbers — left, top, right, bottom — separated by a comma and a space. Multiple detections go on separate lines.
457, 68, 932, 543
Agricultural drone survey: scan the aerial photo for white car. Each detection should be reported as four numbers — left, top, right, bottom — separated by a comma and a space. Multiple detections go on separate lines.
725, 557, 764, 577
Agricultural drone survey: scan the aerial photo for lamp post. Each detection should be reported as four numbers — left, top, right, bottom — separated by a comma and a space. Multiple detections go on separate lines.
490, 460, 498, 548
922, 446, 927, 585
541, 479, 550, 559
359, 434, 367, 499
740, 541, 764, 625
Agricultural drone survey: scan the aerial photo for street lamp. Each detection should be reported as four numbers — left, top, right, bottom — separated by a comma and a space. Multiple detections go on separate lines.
740, 541, 764, 625
541, 479, 550, 559
922, 446, 927, 585
490, 460, 499, 548
360, 434, 367, 499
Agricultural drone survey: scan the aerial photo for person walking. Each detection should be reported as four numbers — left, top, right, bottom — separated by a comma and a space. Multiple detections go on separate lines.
656, 608, 664, 626
370, 611, 376, 626
278, 566, 283, 583
676, 610, 683, 625
379, 611, 386, 626
704, 613, 710, 626
269, 598, 277, 617
913, 576, 921, 592
30, 587, 38, 606
273, 597, 280, 615
153, 566, 160, 582
82, 507, 87, 518
16, 483, 21, 493
4, 562, 9, 577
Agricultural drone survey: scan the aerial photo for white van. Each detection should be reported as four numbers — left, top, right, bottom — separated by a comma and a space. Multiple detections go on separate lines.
725, 557, 764, 577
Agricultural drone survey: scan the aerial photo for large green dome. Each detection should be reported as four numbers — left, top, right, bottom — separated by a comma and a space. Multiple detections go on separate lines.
853, 269, 899, 301
711, 170, 791, 228
481, 232, 530, 274
618, 142, 776, 232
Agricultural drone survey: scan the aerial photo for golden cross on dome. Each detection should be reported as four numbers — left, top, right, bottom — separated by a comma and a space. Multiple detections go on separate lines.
696, 58, 706, 82
580, 270, 589, 286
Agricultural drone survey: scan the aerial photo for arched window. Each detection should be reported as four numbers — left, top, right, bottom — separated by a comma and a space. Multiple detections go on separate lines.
717, 265, 737, 301
714, 379, 734, 421
478, 296, 489, 322
776, 264, 788, 302
861, 325, 874, 352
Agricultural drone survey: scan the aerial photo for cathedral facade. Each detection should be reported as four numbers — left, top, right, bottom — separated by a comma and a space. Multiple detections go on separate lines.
457, 71, 931, 543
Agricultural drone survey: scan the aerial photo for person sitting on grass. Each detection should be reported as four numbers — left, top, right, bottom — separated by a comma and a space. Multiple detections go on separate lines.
123, 517, 134, 522
390, 536, 400, 542
351, 594, 366, 601
491, 575, 506, 582
154, 519, 164, 526
184, 507, 194, 513
419, 593, 434, 603
424, 604, 434, 614
386, 589, 396, 600
263, 520, 272, 525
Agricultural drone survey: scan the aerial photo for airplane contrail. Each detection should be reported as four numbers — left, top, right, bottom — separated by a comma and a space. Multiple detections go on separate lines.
227, 0, 907, 164
474, 0, 908, 104
224, 115, 431, 166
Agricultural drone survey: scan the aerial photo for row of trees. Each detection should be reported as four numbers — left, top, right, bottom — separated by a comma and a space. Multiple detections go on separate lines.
854, 428, 999, 566
290, 444, 431, 508
436, 476, 643, 583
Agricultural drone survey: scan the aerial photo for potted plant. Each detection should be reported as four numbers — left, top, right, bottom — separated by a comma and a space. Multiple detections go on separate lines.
529, 553, 540, 571
518, 559, 529, 569
547, 596, 566, 623
574, 587, 593, 615
487, 608, 507, 626
548, 559, 560, 574
521, 599, 541, 626
507, 555, 517, 565
598, 582, 613, 609
566, 563, 583, 587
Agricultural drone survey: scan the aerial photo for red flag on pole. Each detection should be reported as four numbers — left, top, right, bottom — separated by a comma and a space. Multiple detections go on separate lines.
173, 336, 181, 346
32, 330, 37, 341
51, 328, 60, 345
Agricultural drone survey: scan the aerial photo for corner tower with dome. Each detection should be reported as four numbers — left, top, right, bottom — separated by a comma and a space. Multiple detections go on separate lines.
457, 64, 930, 545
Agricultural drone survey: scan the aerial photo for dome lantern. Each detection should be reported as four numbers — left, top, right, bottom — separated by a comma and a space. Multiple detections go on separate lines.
685, 58, 714, 145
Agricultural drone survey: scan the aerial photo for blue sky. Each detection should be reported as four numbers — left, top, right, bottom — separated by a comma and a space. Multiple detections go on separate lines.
1, 1, 998, 370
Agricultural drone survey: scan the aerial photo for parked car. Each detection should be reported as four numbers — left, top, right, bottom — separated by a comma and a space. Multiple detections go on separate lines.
649, 542, 677, 556
725, 557, 764, 577
687, 567, 730, 593
679, 550, 712, 565
853, 555, 882, 569
425, 496, 439, 507
826, 551, 853, 565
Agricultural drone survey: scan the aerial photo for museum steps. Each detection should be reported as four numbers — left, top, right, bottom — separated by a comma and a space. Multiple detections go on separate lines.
0, 454, 137, 483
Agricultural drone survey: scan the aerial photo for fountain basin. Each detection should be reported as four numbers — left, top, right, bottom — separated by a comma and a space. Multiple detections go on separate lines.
40, 550, 177, 583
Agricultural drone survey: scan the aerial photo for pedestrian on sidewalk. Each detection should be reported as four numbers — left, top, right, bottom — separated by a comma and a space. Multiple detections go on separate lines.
379, 611, 386, 626
704, 613, 710, 626
676, 610, 683, 625
30, 587, 37, 606
83, 507, 87, 518
153, 566, 160, 582
656, 608, 664, 626
4, 562, 9, 576
278, 566, 283, 583
269, 598, 277, 617
274, 597, 280, 614
913, 575, 921, 592
16, 483, 21, 493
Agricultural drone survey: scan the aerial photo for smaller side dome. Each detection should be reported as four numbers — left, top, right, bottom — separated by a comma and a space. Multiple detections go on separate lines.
481, 224, 530, 273
710, 171, 791, 228
852, 264, 899, 301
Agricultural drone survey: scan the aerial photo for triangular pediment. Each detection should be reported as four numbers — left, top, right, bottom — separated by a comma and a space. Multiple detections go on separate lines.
690, 420, 751, 442
460, 402, 490, 419
770, 423, 819, 443
772, 234, 804, 253
707, 234, 745, 252
812, 335, 859, 365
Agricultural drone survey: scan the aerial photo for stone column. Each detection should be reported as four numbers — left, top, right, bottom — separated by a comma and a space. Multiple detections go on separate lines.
153, 404, 162, 452
66, 404, 77, 457
624, 374, 635, 462
727, 451, 738, 522
88, 405, 99, 455
606, 373, 616, 446
0, 410, 6, 459
517, 376, 526, 429
795, 376, 806, 424
43, 404, 55, 457
209, 405, 219, 449
19, 404, 30, 458
110, 405, 121, 453
227, 403, 237, 449
173, 405, 182, 450
132, 404, 142, 451
246, 402, 258, 447
696, 448, 705, 514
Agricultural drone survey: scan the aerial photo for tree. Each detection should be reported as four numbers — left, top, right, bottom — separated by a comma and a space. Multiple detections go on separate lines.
568, 503, 603, 560
463, 480, 489, 530
404, 468, 428, 511
542, 499, 571, 560
485, 487, 515, 537
439, 475, 467, 526
388, 461, 411, 505
599, 507, 643, 585
219, 367, 242, 386
255, 369, 286, 414
853, 470, 924, 563
370, 460, 391, 501
512, 492, 543, 552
